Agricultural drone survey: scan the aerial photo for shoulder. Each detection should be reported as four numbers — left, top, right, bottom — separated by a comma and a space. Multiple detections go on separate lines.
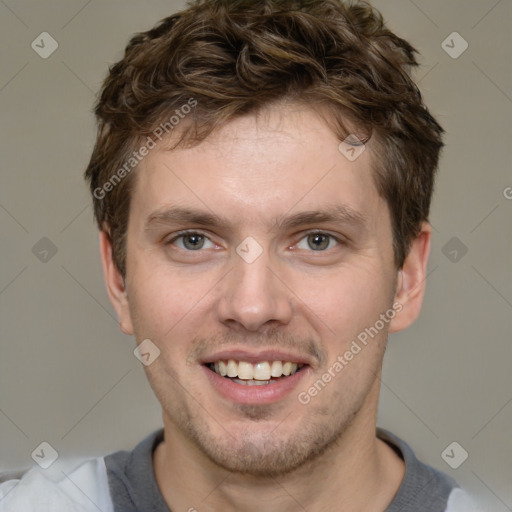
377, 428, 485, 512
0, 457, 113, 512
103, 429, 167, 511
0, 430, 165, 512
446, 488, 487, 512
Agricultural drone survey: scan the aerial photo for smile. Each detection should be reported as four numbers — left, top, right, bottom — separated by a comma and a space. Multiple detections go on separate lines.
207, 360, 305, 386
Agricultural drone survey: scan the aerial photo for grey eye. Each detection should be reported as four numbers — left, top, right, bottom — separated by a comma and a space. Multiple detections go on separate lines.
182, 234, 205, 250
296, 233, 338, 251
173, 233, 215, 250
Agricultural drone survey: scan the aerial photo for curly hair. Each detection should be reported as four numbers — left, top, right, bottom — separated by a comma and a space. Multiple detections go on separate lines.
84, 0, 444, 276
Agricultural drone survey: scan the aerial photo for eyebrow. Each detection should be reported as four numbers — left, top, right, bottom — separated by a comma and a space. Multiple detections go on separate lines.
275, 205, 368, 231
145, 205, 368, 232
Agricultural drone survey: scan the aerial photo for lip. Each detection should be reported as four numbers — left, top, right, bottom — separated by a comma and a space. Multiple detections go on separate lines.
200, 349, 314, 366
202, 363, 310, 405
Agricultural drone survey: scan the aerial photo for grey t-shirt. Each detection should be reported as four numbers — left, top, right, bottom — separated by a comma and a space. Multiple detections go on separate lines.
104, 428, 459, 512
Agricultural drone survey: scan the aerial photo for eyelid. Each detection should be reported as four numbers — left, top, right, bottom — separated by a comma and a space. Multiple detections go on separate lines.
165, 229, 215, 246
296, 230, 345, 244
163, 229, 346, 250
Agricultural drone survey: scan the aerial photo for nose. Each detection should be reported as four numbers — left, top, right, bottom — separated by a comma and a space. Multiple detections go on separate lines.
216, 247, 293, 332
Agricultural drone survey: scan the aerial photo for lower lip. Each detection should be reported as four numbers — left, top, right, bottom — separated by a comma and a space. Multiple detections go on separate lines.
202, 365, 310, 405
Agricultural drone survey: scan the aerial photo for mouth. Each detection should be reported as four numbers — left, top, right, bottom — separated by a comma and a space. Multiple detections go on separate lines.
202, 355, 311, 405
206, 359, 306, 386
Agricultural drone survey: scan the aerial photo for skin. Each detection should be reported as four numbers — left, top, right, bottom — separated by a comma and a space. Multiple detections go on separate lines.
100, 101, 431, 511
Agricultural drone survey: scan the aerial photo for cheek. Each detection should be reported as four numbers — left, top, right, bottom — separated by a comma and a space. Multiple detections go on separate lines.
295, 263, 393, 344
127, 260, 218, 342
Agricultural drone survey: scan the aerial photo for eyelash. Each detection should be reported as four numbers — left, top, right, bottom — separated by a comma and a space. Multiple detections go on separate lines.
165, 230, 344, 252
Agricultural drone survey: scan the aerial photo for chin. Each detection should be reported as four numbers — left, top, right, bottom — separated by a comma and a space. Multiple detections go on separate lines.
180, 409, 351, 478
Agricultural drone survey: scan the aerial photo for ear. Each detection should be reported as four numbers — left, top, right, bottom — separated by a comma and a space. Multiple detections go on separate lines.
388, 222, 431, 333
99, 230, 134, 335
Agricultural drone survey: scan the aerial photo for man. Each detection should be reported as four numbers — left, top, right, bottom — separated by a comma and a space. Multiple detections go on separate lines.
0, 0, 482, 510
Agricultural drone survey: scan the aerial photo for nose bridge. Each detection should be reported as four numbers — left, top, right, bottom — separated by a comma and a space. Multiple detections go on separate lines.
217, 242, 292, 331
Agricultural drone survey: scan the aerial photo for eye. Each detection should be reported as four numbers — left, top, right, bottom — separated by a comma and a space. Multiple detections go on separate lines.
169, 232, 216, 251
296, 232, 340, 251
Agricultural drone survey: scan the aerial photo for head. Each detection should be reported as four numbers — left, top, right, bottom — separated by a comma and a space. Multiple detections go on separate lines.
85, 0, 443, 477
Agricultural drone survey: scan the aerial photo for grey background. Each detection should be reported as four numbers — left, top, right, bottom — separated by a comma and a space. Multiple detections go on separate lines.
0, 0, 511, 509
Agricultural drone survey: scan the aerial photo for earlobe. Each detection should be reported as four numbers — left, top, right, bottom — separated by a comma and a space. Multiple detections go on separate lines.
388, 222, 432, 333
99, 230, 134, 335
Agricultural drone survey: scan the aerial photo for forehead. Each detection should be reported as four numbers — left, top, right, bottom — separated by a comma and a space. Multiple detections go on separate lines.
131, 103, 385, 230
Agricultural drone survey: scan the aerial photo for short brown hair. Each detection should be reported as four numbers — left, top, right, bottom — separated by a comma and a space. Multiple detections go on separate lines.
84, 0, 444, 276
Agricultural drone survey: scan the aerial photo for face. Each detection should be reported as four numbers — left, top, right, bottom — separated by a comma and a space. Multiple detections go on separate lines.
105, 103, 422, 477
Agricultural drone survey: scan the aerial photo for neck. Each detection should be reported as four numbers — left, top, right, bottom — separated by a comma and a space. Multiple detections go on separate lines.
153, 380, 405, 512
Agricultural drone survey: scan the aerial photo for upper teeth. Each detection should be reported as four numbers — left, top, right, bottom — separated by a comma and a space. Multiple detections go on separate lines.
212, 360, 303, 380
